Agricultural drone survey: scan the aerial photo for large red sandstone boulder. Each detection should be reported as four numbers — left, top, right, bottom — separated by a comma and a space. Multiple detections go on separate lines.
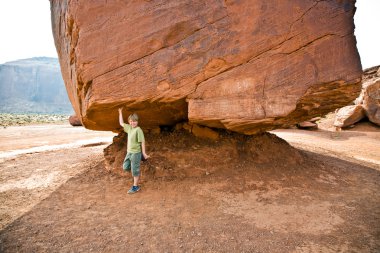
50, 0, 362, 134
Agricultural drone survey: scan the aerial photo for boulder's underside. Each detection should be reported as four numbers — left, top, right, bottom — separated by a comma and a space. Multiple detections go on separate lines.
51, 0, 362, 134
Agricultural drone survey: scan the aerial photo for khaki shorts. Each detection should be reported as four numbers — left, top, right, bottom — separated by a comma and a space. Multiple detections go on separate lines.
123, 152, 141, 177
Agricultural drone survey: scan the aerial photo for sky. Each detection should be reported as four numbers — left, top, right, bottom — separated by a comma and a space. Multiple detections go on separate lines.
0, 0, 379, 69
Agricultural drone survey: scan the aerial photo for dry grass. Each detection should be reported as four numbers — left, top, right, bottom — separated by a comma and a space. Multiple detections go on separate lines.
0, 113, 69, 127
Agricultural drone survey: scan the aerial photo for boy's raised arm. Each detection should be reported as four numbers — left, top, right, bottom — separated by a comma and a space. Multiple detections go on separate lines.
118, 108, 125, 127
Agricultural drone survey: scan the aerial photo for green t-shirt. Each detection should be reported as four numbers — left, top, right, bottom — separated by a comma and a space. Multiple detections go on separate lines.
123, 123, 145, 153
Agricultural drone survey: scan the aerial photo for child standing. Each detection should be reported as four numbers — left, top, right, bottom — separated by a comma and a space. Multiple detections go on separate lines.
118, 108, 149, 194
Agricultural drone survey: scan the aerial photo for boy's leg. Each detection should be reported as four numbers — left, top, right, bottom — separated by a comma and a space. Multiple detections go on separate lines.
133, 176, 140, 187
122, 153, 132, 172
127, 153, 142, 194
130, 153, 142, 186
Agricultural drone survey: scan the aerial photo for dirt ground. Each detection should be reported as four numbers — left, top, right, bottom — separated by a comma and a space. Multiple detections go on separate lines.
0, 122, 379, 252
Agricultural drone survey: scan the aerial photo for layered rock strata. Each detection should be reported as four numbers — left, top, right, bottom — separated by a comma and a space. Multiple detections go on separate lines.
51, 0, 362, 134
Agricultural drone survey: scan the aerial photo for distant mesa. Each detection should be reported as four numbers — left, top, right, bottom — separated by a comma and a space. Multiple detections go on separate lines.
0, 57, 74, 114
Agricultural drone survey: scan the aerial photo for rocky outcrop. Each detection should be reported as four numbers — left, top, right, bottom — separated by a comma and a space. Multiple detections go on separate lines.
334, 105, 365, 128
0, 57, 73, 114
296, 117, 320, 130
51, 0, 362, 134
69, 115, 82, 126
361, 79, 380, 126
334, 65, 380, 128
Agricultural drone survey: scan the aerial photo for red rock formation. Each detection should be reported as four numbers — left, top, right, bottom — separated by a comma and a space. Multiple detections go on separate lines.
50, 0, 362, 134
68, 115, 82, 126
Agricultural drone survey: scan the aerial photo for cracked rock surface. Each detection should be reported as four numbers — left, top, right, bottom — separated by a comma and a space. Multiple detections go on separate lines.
50, 0, 362, 134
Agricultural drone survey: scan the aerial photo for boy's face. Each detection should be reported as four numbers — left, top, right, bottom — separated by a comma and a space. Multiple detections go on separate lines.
129, 119, 138, 128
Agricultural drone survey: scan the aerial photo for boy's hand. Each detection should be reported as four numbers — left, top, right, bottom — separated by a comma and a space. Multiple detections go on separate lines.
118, 107, 123, 113
143, 153, 150, 159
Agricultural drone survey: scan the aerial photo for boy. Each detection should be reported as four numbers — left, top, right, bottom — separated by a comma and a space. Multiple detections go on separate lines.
118, 108, 149, 194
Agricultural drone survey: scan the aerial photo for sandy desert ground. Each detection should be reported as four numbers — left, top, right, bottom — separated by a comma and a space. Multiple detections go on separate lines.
0, 121, 379, 252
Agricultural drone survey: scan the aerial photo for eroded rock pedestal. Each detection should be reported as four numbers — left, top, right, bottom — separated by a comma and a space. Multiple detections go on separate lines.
51, 0, 362, 134
103, 130, 305, 179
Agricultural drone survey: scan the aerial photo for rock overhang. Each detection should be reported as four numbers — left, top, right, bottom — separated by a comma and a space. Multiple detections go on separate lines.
50, 0, 362, 134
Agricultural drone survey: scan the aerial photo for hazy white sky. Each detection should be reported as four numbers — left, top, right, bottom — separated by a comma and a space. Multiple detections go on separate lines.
0, 0, 379, 68
354, 0, 380, 68
0, 0, 57, 63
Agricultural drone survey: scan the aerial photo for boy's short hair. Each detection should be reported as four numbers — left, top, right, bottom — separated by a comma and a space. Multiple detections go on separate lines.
128, 113, 139, 122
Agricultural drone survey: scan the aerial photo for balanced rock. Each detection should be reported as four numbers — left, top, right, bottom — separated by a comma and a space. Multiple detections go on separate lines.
50, 0, 362, 134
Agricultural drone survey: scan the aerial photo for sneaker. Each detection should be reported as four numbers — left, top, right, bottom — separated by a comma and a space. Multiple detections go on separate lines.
128, 186, 140, 194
